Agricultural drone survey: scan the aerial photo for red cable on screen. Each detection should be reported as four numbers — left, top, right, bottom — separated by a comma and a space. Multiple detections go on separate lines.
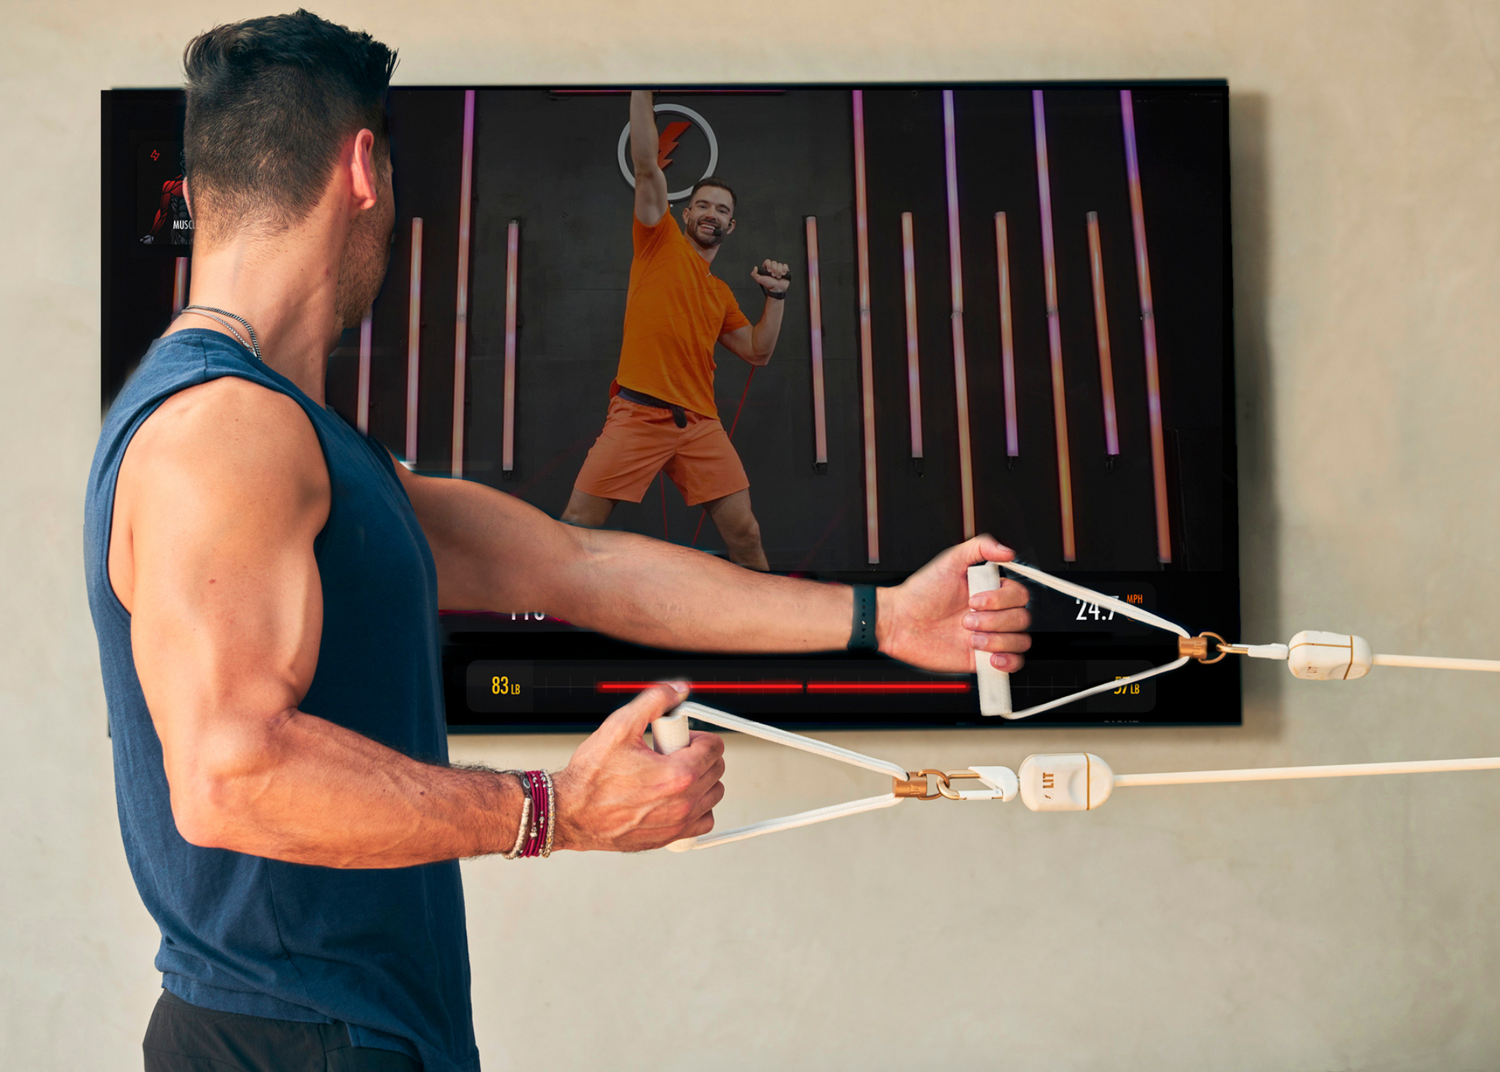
690, 369, 756, 547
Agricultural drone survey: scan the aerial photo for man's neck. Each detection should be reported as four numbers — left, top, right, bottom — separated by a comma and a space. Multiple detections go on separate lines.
166, 231, 345, 404
688, 235, 721, 267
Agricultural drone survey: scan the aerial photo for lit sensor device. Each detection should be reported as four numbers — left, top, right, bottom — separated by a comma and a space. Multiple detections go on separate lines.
967, 563, 1012, 716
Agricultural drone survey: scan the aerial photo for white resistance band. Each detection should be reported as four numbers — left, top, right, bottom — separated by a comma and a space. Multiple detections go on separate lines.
640, 560, 1500, 850
651, 701, 1500, 851
983, 560, 1500, 719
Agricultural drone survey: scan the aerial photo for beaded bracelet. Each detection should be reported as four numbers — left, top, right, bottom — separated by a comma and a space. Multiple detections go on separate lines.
505, 770, 557, 859
500, 770, 532, 860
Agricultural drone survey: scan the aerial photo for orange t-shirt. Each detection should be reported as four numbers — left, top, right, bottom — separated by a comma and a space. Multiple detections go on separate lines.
614, 213, 751, 420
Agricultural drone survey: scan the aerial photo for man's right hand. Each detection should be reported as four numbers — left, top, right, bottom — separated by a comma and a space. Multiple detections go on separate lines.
552, 682, 725, 852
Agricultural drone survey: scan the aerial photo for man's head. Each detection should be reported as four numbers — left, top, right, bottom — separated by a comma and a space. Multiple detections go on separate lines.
182, 10, 398, 324
682, 177, 736, 250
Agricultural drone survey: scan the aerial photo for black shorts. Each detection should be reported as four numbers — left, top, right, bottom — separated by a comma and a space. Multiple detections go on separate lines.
143, 990, 422, 1072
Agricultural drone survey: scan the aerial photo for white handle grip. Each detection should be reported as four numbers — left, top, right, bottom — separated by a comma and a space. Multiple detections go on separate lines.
650, 708, 696, 852
651, 709, 691, 755
968, 563, 1013, 716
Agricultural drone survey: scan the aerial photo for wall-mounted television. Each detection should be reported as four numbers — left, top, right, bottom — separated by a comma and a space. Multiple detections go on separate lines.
102, 81, 1238, 732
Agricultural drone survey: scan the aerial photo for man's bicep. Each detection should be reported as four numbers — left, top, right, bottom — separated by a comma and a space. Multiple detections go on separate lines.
125, 384, 330, 775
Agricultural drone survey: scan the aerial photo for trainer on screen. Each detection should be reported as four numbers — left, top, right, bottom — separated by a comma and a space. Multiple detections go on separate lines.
562, 90, 787, 570
84, 14, 1031, 1071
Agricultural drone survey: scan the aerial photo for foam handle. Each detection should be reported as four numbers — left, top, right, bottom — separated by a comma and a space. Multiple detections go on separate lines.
650, 709, 697, 852
651, 709, 691, 754
967, 563, 1013, 716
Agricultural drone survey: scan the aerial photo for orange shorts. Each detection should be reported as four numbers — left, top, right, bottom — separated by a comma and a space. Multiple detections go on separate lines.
573, 396, 750, 507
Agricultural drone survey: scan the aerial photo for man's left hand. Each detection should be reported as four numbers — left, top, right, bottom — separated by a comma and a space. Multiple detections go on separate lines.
751, 259, 791, 296
879, 535, 1031, 674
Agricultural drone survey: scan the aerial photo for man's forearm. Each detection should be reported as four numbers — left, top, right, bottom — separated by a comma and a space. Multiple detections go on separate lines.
175, 708, 523, 868
749, 300, 785, 363
556, 526, 868, 652
630, 89, 658, 172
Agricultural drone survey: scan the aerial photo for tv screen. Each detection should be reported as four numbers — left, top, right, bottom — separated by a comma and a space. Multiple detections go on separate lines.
103, 82, 1239, 732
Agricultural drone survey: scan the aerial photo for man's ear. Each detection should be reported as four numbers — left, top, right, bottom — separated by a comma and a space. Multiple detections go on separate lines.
181, 175, 194, 218
349, 128, 380, 211
724, 218, 736, 236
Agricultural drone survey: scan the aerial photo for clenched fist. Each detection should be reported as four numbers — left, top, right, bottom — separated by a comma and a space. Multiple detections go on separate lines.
751, 259, 791, 297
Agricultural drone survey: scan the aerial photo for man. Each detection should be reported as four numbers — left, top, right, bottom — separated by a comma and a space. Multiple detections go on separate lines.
84, 13, 1031, 1071
562, 90, 786, 570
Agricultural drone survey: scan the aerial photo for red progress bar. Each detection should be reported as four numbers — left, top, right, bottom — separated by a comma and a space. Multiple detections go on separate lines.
598, 681, 805, 694
807, 681, 971, 694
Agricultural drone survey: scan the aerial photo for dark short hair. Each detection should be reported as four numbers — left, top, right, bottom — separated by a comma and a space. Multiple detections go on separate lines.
182, 10, 397, 237
688, 177, 736, 214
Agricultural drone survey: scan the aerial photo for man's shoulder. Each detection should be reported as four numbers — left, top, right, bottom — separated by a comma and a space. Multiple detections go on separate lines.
129, 374, 325, 496
632, 210, 683, 257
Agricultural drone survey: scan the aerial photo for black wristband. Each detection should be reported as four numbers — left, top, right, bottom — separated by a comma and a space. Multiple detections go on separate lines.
848, 584, 878, 651
761, 285, 787, 300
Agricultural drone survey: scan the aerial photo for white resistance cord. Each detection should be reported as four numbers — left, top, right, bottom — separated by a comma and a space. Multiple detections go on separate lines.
986, 560, 1500, 719
640, 561, 1500, 850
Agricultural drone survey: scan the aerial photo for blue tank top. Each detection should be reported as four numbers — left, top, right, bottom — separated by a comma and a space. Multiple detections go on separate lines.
84, 330, 479, 1071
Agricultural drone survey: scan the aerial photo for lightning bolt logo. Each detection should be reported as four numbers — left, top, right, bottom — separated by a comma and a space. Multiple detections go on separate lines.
657, 121, 691, 170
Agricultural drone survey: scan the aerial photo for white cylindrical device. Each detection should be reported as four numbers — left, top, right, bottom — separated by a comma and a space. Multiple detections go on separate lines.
651, 709, 696, 852
967, 563, 1013, 716
1017, 753, 1115, 811
1287, 631, 1372, 680
652, 709, 691, 755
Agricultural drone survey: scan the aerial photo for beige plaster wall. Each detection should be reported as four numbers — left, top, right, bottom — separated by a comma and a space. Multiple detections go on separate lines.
4, 1, 1500, 1068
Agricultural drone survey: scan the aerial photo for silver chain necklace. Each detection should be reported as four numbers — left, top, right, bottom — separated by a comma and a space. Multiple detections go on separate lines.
180, 305, 262, 362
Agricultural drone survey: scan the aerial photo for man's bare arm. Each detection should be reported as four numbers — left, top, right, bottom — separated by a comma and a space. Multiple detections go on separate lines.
118, 378, 722, 866
631, 89, 669, 226
400, 470, 1031, 673
720, 258, 791, 366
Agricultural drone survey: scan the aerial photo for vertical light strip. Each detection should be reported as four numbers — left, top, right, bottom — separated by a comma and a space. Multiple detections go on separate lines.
943, 91, 976, 540
1121, 89, 1172, 563
405, 217, 423, 466
1087, 211, 1121, 458
804, 216, 828, 470
450, 89, 476, 478
900, 212, 923, 465
1033, 90, 1077, 562
172, 257, 188, 315
356, 309, 373, 435
501, 219, 520, 475
995, 213, 1019, 458
852, 90, 879, 563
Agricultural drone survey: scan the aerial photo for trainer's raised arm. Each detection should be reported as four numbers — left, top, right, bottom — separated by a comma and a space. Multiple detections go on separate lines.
631, 89, 669, 226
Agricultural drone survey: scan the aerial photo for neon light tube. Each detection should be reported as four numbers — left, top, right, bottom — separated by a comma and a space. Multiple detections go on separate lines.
901, 211, 923, 463
405, 217, 423, 466
1033, 90, 1076, 562
1121, 89, 1172, 563
943, 90, 976, 540
1087, 211, 1120, 458
502, 219, 520, 474
172, 257, 188, 316
804, 216, 828, 470
356, 308, 373, 435
450, 89, 476, 478
995, 213, 1018, 458
852, 90, 879, 563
